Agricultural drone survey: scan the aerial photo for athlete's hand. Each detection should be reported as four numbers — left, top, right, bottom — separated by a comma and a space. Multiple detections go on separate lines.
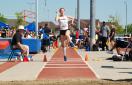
56, 9, 59, 14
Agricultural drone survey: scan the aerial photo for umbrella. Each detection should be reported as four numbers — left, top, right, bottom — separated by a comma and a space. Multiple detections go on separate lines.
25, 22, 36, 31
0, 22, 10, 29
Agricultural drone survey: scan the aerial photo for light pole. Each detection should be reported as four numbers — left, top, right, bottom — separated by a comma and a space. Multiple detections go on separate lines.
90, 0, 96, 50
124, 1, 128, 34
35, 0, 38, 37
77, 0, 80, 31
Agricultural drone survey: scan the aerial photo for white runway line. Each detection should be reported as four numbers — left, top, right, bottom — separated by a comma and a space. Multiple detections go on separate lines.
44, 67, 89, 69
85, 62, 100, 79
47, 64, 86, 66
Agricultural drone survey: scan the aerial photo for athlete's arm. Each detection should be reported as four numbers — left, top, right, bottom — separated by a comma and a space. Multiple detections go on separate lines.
55, 10, 59, 22
67, 16, 74, 25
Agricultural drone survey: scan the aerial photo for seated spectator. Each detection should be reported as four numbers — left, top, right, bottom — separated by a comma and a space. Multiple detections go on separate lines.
70, 32, 76, 44
11, 25, 29, 57
1, 29, 6, 38
24, 32, 32, 38
108, 34, 132, 55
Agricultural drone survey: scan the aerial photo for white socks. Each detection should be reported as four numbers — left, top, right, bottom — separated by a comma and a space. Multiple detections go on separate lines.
64, 47, 66, 56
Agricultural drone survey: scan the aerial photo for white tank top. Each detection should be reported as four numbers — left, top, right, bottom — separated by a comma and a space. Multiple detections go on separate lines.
58, 16, 69, 30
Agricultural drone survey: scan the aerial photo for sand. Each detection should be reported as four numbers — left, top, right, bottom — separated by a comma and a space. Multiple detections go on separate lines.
0, 79, 132, 85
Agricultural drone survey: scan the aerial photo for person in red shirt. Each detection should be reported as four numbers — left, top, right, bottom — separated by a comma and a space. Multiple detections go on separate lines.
76, 29, 79, 39
75, 29, 79, 44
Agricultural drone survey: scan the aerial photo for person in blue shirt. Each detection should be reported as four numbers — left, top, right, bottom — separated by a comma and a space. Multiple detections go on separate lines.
40, 24, 51, 52
100, 21, 110, 51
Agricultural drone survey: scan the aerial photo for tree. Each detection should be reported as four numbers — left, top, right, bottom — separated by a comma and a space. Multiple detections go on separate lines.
108, 15, 124, 34
15, 12, 24, 27
0, 13, 7, 23
126, 24, 132, 34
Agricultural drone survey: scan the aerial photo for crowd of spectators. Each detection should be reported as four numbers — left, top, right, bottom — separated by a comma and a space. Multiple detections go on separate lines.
0, 22, 131, 54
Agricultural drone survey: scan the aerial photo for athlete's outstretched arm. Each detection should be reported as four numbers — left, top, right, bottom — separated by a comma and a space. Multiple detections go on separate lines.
67, 16, 74, 25
55, 10, 59, 22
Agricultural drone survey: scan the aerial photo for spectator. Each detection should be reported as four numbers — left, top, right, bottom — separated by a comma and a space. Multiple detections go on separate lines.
24, 32, 32, 38
83, 30, 90, 47
40, 24, 51, 52
76, 29, 79, 39
11, 25, 29, 57
38, 26, 43, 39
0, 29, 2, 37
95, 29, 100, 46
100, 21, 110, 51
31, 32, 36, 38
11, 29, 16, 37
108, 34, 132, 54
43, 24, 51, 34
1, 29, 6, 38
51, 33, 58, 48
109, 25, 116, 49
76, 29, 79, 44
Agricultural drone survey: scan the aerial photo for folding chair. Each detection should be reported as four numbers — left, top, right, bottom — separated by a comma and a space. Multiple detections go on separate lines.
8, 40, 23, 61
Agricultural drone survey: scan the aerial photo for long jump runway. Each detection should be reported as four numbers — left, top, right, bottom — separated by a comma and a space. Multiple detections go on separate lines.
37, 48, 97, 80
0, 48, 96, 81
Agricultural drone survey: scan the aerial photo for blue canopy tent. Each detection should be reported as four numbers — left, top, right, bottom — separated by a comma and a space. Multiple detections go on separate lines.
25, 22, 36, 31
0, 22, 10, 29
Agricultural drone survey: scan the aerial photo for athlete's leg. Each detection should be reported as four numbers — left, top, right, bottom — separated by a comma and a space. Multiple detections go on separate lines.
66, 30, 75, 47
60, 35, 67, 61
60, 35, 65, 47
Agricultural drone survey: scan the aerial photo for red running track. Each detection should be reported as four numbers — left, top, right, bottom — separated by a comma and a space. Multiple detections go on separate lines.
37, 48, 97, 80
0, 62, 19, 73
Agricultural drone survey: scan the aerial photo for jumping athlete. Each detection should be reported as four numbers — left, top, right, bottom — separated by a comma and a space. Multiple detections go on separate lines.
55, 8, 75, 61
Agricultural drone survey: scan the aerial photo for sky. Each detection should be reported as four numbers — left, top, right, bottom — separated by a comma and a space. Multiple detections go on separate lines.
0, 0, 132, 26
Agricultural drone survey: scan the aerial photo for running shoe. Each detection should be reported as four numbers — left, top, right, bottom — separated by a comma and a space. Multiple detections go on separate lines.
69, 42, 75, 47
64, 56, 67, 61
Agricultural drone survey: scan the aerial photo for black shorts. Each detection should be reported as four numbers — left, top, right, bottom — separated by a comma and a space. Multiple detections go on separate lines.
60, 29, 70, 35
60, 30, 67, 35
42, 39, 50, 46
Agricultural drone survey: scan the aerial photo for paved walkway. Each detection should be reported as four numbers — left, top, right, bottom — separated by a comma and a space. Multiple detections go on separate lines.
78, 49, 132, 80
